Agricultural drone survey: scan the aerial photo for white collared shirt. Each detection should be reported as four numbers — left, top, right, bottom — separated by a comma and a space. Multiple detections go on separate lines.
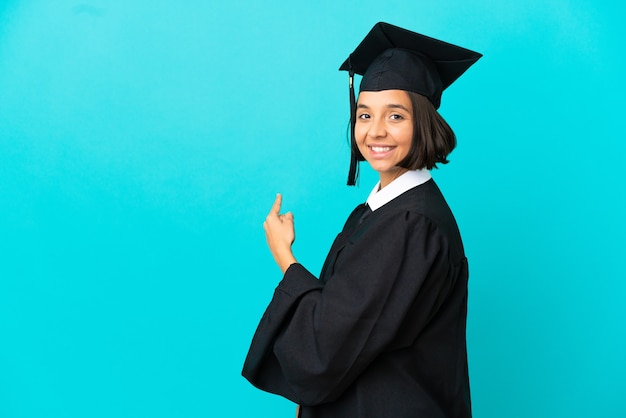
366, 170, 432, 211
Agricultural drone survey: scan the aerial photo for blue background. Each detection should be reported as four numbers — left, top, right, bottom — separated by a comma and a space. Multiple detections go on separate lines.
1, 1, 624, 417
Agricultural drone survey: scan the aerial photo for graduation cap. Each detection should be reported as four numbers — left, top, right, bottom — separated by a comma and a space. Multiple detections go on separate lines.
339, 22, 482, 185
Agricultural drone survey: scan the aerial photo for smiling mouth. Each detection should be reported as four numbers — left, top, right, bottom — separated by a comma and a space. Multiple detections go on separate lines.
369, 146, 395, 153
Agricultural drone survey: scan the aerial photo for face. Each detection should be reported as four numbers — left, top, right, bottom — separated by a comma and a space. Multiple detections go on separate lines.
355, 89, 414, 188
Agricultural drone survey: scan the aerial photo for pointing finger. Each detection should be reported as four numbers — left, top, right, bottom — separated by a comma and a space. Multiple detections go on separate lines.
269, 193, 283, 215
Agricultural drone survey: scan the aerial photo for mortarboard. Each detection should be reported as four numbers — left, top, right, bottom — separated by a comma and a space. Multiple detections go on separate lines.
339, 22, 482, 185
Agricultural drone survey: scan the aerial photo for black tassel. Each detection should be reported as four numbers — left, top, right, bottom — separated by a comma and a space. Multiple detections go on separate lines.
347, 57, 359, 186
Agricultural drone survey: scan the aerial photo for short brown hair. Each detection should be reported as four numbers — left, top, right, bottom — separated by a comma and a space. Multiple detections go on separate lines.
398, 91, 456, 170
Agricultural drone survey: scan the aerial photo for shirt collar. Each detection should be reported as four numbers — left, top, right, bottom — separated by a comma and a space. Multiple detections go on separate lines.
366, 169, 432, 211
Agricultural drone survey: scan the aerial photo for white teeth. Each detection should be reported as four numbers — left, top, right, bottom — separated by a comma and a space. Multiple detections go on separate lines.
371, 146, 392, 152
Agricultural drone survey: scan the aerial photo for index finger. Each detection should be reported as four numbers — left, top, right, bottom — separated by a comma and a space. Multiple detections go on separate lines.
269, 193, 283, 215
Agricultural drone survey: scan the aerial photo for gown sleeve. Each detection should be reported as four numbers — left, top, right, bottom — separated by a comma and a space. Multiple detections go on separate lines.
242, 209, 460, 406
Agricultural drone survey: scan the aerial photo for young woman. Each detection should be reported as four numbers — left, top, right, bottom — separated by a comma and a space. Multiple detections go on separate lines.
243, 22, 482, 418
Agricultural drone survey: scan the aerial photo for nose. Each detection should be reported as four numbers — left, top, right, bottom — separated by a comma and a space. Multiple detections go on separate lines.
368, 118, 387, 139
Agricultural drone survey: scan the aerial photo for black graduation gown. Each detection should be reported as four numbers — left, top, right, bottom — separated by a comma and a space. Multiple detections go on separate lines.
242, 179, 471, 417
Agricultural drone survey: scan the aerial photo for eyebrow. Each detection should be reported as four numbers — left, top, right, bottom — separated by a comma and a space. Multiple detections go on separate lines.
357, 103, 411, 112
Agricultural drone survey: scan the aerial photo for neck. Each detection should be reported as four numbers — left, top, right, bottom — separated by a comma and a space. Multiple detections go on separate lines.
379, 168, 409, 189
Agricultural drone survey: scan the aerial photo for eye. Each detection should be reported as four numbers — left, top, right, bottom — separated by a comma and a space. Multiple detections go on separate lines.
390, 114, 404, 120
357, 113, 370, 119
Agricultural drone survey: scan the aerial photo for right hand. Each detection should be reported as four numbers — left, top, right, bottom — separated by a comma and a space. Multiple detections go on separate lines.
263, 194, 297, 273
